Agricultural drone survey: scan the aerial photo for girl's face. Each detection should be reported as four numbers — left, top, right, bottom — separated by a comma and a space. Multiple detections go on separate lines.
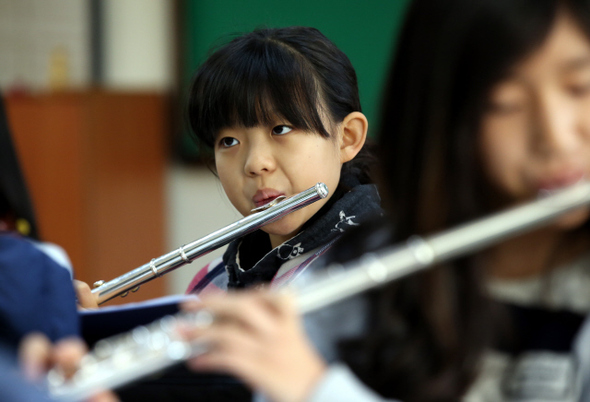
214, 120, 344, 248
479, 12, 590, 228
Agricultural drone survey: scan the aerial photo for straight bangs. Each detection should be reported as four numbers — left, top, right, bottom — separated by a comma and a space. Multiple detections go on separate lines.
189, 37, 329, 149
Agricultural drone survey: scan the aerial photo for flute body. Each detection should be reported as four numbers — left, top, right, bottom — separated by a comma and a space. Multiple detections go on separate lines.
92, 183, 329, 304
50, 182, 590, 401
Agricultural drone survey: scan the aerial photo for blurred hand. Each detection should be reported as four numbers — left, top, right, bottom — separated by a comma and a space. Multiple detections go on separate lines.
74, 280, 99, 309
19, 333, 118, 402
180, 291, 327, 402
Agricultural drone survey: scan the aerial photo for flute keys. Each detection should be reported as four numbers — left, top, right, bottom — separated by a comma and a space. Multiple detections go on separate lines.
362, 253, 388, 283
193, 310, 215, 328
79, 354, 98, 375
94, 339, 114, 359
406, 235, 435, 266
112, 348, 134, 367
46, 367, 66, 388
159, 315, 178, 333
132, 325, 150, 344
166, 341, 192, 361
179, 310, 215, 329
149, 331, 169, 351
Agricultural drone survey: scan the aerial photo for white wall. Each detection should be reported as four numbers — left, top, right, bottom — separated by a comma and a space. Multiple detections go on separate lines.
0, 0, 90, 90
165, 164, 242, 295
102, 0, 174, 91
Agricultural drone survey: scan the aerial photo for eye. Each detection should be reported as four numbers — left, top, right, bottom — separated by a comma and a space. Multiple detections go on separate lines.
485, 101, 525, 115
219, 137, 239, 148
271, 125, 293, 135
568, 81, 590, 97
486, 81, 527, 116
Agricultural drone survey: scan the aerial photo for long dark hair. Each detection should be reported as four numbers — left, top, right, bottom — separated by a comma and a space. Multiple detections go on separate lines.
187, 26, 374, 184
339, 0, 590, 401
0, 96, 39, 240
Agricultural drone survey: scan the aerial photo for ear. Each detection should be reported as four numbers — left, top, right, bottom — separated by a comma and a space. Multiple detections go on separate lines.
338, 112, 368, 163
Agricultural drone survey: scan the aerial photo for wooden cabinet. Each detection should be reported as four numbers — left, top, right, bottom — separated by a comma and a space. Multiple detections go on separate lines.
5, 91, 167, 304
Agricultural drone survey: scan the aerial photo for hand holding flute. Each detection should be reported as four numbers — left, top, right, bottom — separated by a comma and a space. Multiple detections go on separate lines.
180, 293, 327, 402
18, 333, 118, 402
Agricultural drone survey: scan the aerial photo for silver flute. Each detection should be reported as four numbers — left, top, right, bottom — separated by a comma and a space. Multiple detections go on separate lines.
49, 181, 590, 401
92, 183, 329, 304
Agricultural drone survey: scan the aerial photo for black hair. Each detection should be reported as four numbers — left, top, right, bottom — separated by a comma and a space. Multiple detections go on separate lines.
0, 96, 39, 240
337, 1, 590, 401
187, 26, 374, 184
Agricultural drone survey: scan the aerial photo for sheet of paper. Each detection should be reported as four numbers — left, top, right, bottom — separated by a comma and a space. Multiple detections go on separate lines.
79, 294, 200, 346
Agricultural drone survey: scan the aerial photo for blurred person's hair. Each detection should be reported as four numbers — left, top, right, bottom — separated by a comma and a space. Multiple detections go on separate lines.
0, 96, 39, 239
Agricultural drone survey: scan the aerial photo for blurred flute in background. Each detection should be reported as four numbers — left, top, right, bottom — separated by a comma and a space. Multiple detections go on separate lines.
51, 181, 590, 401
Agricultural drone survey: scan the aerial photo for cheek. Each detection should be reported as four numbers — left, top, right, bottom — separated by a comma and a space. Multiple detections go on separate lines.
553, 206, 590, 229
215, 153, 239, 181
310, 145, 342, 183
582, 109, 590, 142
480, 134, 513, 176
215, 159, 242, 203
288, 139, 339, 176
479, 118, 528, 192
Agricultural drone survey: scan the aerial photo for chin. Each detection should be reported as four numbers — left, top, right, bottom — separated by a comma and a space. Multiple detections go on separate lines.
261, 217, 303, 238
552, 206, 590, 230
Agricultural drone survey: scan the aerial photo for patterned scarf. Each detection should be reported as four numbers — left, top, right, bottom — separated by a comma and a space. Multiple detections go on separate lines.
224, 176, 382, 288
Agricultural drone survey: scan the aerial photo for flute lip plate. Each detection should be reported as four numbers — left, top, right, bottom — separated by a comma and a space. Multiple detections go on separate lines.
250, 195, 287, 213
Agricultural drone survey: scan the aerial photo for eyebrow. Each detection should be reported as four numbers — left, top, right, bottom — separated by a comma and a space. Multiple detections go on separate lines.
559, 55, 590, 74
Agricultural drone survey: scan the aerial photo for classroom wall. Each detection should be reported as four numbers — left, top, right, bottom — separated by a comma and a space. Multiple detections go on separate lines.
0, 0, 90, 90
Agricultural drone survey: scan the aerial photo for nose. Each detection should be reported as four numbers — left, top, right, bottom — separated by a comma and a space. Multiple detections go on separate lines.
531, 93, 580, 159
243, 140, 276, 177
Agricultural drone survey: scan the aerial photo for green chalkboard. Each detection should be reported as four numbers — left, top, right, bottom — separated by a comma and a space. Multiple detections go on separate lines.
179, 0, 409, 159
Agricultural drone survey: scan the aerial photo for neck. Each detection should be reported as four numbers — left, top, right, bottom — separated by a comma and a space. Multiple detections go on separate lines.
483, 226, 589, 280
269, 234, 290, 249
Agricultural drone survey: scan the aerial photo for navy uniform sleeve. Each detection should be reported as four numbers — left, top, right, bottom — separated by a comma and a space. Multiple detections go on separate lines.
0, 234, 79, 348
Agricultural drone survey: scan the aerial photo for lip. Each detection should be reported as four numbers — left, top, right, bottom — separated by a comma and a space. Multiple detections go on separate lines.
536, 170, 586, 191
252, 188, 285, 208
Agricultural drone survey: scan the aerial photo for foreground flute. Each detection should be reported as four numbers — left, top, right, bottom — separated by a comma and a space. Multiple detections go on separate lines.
49, 182, 590, 401
92, 183, 329, 304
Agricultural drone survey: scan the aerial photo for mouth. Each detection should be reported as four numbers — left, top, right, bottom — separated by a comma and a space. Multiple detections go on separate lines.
537, 171, 586, 197
252, 189, 286, 209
